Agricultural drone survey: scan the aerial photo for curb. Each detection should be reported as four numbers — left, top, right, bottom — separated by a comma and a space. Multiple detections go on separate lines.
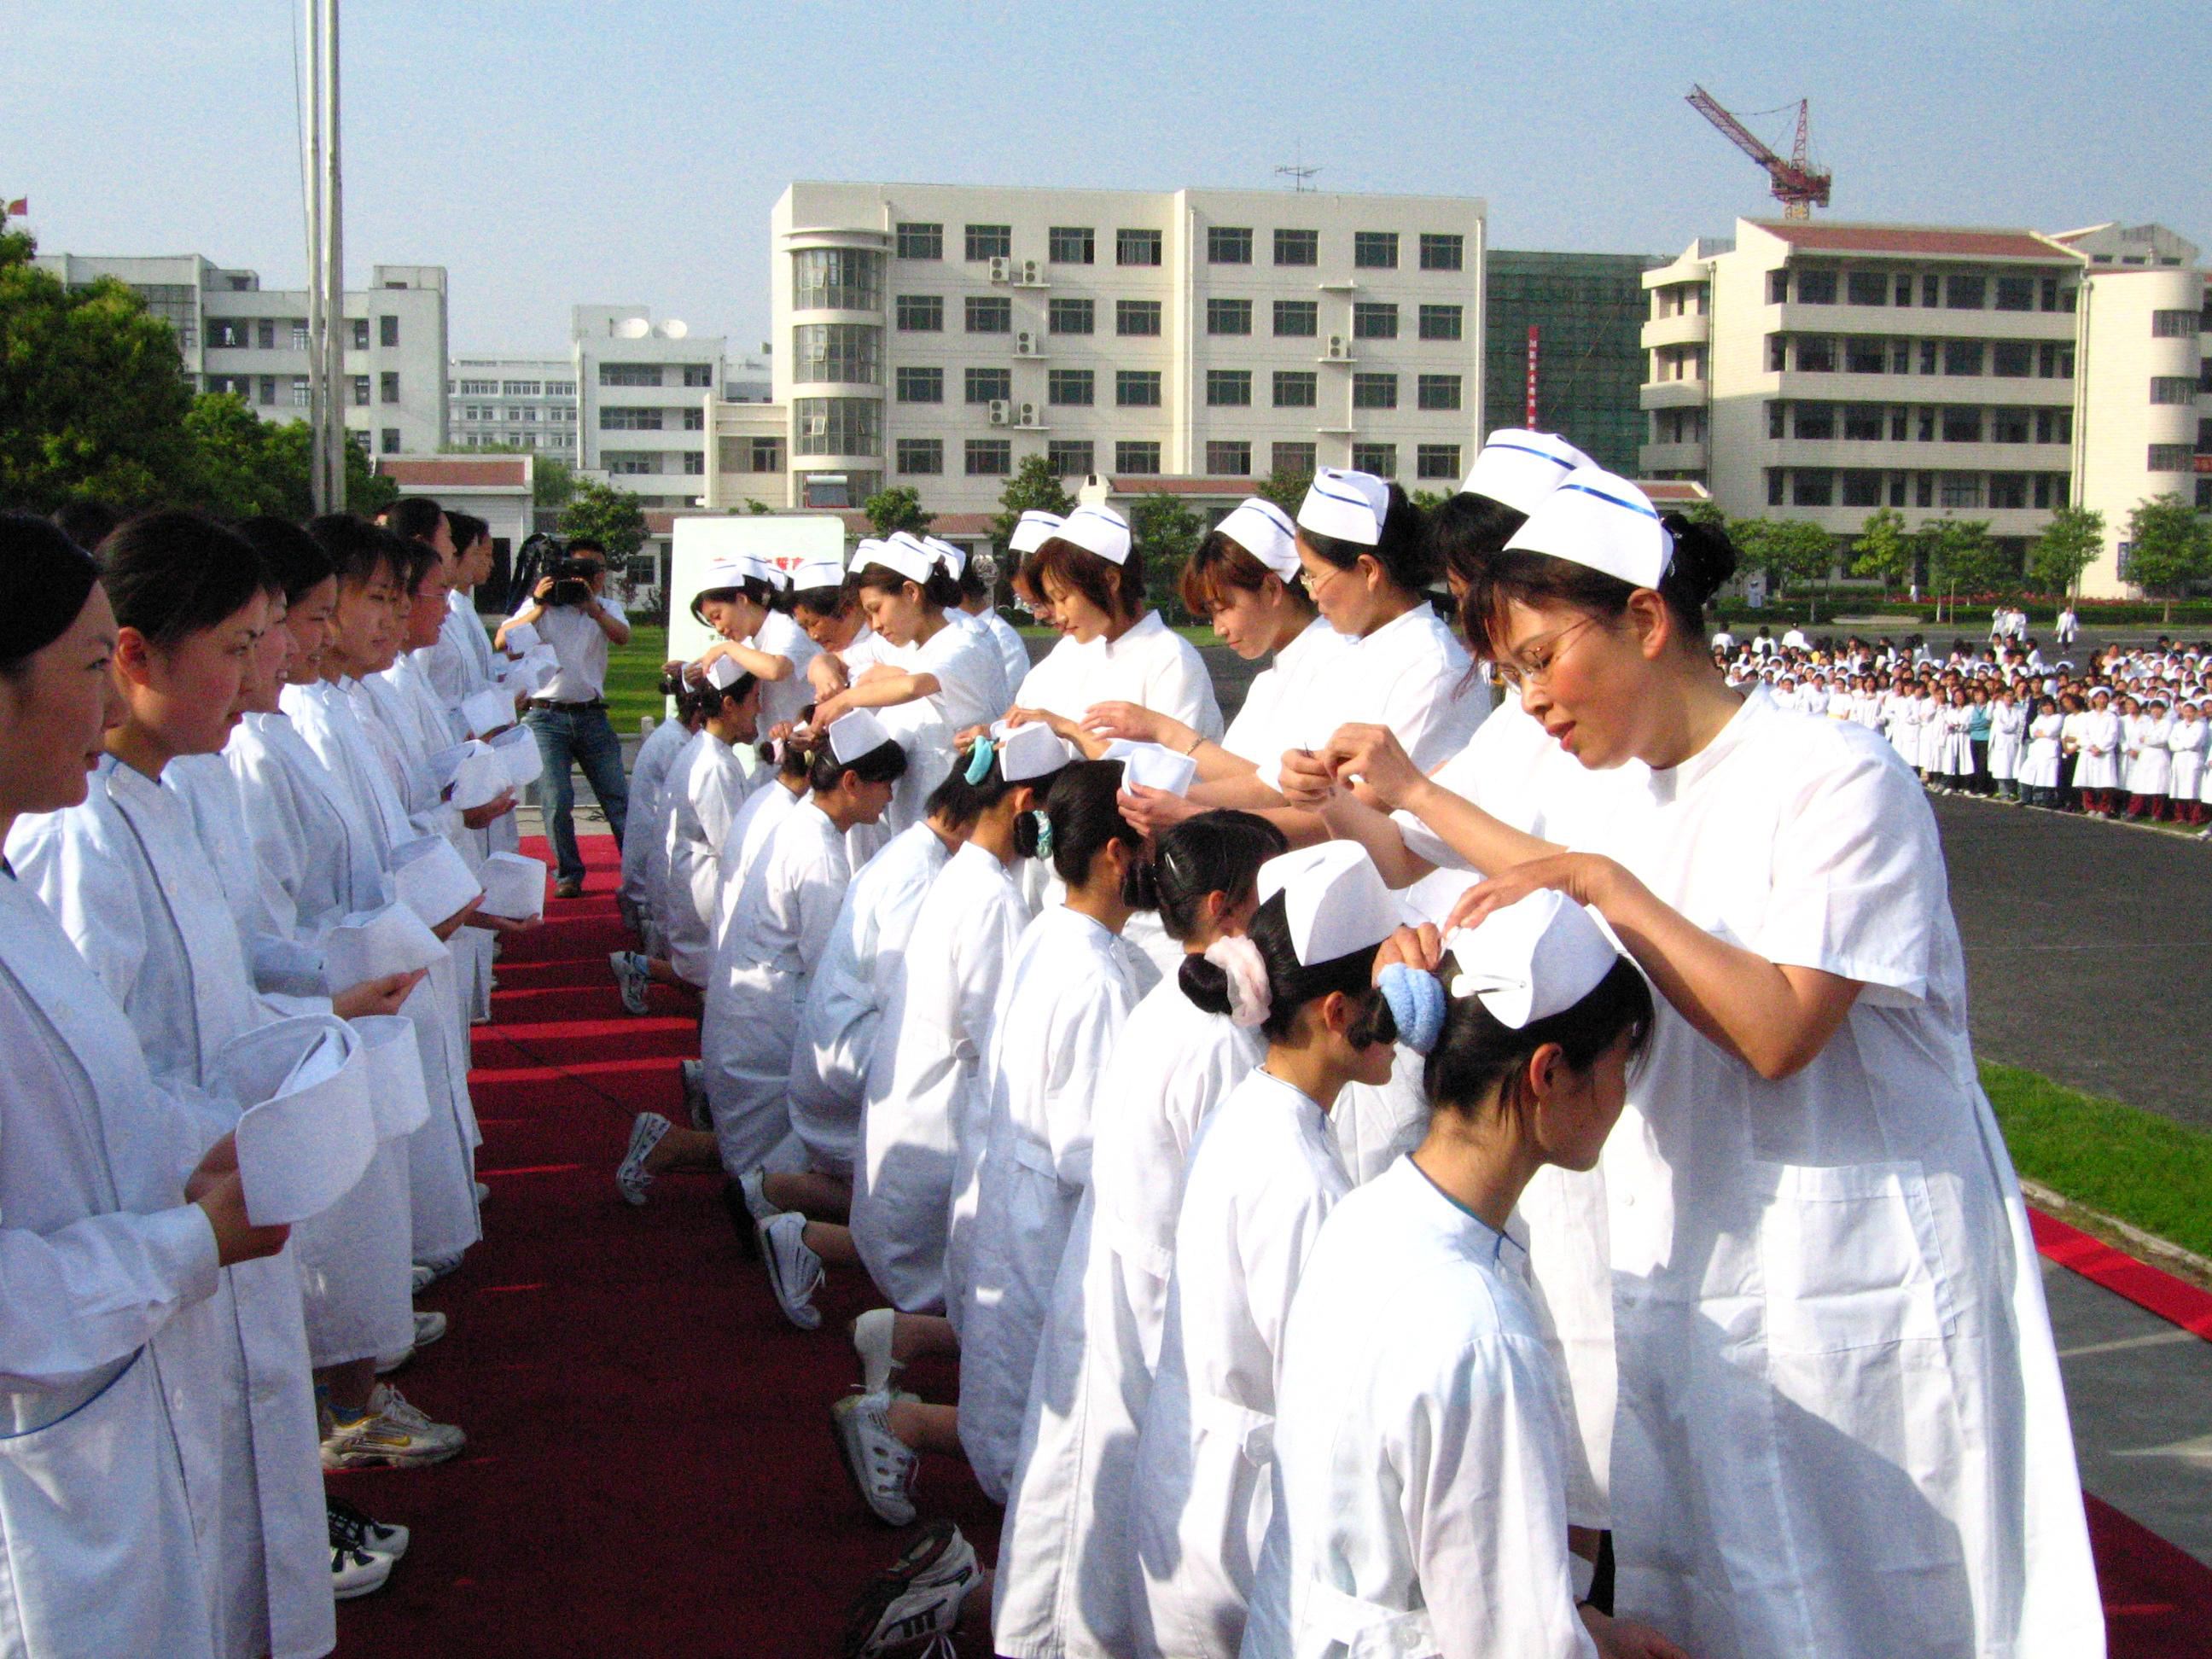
2021, 1178, 2212, 1287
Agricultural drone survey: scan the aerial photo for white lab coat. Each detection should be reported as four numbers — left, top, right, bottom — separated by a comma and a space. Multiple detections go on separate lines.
1071, 611, 1224, 742
952, 610, 1018, 726
2018, 713, 2064, 789
715, 777, 803, 934
1987, 701, 2026, 782
620, 715, 693, 921
8, 759, 333, 1659
957, 906, 1146, 1502
1243, 1158, 1600, 1659
1129, 1069, 1353, 1659
977, 608, 1032, 707
850, 841, 1028, 1313
1014, 633, 1096, 725
993, 975, 1260, 1659
2126, 713, 2172, 796
741, 607, 822, 736
1277, 603, 1481, 789
2072, 707, 2121, 789
0, 870, 223, 1659
1576, 686, 2102, 1659
660, 730, 750, 986
2169, 716, 2208, 799
786, 820, 951, 1178
876, 618, 1006, 834
701, 800, 851, 1176
1216, 616, 1353, 772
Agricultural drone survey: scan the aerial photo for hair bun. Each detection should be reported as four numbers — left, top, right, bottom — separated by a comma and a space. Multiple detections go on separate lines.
1662, 515, 1738, 609
1179, 952, 1234, 1016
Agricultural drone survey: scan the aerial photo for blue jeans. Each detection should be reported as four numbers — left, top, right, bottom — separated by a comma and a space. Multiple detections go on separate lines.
524, 703, 629, 886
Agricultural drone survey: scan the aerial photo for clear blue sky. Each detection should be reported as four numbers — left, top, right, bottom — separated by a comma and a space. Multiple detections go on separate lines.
12, 0, 2208, 354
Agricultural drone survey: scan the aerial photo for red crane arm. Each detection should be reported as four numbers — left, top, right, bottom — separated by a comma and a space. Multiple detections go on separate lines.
1687, 84, 1783, 167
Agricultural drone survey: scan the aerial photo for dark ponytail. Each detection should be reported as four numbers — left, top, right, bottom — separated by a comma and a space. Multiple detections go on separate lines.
806, 733, 907, 795
1179, 887, 1396, 1045
924, 734, 1067, 829
1424, 958, 1653, 1119
1298, 482, 1434, 593
100, 512, 263, 649
1016, 760, 1140, 886
1129, 810, 1287, 942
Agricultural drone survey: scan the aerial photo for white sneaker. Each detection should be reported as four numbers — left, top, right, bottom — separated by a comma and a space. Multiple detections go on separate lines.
759, 1211, 823, 1330
331, 1540, 393, 1600
414, 1252, 463, 1285
737, 1167, 781, 1226
842, 1519, 980, 1657
474, 1180, 491, 1205
617, 1112, 671, 1207
852, 1307, 902, 1396
830, 1389, 918, 1526
680, 1058, 709, 1131
321, 1384, 465, 1470
609, 949, 651, 1016
329, 1496, 409, 1563
410, 1261, 435, 1295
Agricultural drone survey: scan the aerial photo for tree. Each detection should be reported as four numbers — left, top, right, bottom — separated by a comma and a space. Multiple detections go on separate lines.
1254, 463, 1312, 517
991, 453, 1074, 549
1921, 519, 2014, 619
863, 484, 933, 538
533, 454, 575, 510
2025, 504, 2103, 599
1130, 493, 1202, 620
1726, 516, 1838, 618
1409, 488, 1451, 513
1849, 507, 1912, 594
559, 478, 649, 562
2123, 494, 2212, 623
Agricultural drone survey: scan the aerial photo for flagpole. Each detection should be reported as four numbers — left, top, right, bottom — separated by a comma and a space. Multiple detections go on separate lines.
303, 0, 329, 512
317, 0, 346, 511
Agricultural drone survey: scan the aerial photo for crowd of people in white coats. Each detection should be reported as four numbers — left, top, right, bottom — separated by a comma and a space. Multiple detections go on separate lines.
602, 432, 2105, 1657
0, 497, 550, 1658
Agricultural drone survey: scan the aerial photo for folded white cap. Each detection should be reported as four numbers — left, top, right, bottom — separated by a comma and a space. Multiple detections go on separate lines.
1297, 468, 1390, 547
1503, 466, 1672, 591
501, 619, 542, 656
704, 653, 747, 690
791, 554, 847, 591
462, 686, 515, 739
214, 1016, 376, 1226
700, 556, 762, 591
346, 1014, 431, 1140
991, 719, 1074, 783
1103, 739, 1198, 797
763, 559, 797, 591
1056, 504, 1132, 566
1213, 498, 1301, 579
490, 724, 542, 789
859, 535, 936, 588
451, 742, 510, 810
324, 901, 446, 985
1460, 430, 1593, 515
1257, 841, 1399, 967
923, 536, 967, 580
1009, 510, 1065, 556
826, 708, 894, 765
476, 850, 547, 924
390, 835, 481, 928
1447, 889, 1619, 1028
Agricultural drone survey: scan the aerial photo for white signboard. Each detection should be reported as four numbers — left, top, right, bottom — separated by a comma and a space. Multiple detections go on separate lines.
666, 515, 848, 671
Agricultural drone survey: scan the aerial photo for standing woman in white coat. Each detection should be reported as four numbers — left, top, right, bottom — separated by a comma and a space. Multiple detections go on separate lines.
5, 514, 335, 1659
618, 674, 698, 940
686, 555, 820, 737
1386, 472, 2099, 1657
953, 544, 1033, 703
1127, 842, 1406, 1659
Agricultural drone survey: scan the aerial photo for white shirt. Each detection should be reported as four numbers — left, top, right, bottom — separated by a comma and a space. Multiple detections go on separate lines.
513, 591, 625, 702
1077, 610, 1225, 741
1281, 602, 1482, 788
1219, 616, 1354, 771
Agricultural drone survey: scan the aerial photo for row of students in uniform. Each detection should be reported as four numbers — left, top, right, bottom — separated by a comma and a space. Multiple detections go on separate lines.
598, 434, 2098, 1659
0, 498, 552, 1656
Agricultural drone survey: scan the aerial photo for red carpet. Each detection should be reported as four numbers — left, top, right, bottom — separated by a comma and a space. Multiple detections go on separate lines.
330, 835, 2209, 1657
2030, 1206, 2212, 1340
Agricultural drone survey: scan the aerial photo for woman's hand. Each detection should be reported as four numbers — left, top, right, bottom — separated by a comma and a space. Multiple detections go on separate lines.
1116, 783, 1201, 838
1276, 748, 1339, 807
330, 969, 426, 1020
472, 911, 539, 937
430, 895, 483, 941
1372, 922, 1443, 979
811, 691, 854, 728
459, 789, 517, 830
1580, 1606, 1692, 1659
1440, 853, 1626, 937
806, 654, 850, 698
185, 1138, 290, 1266
1080, 701, 1170, 745
1318, 723, 1425, 810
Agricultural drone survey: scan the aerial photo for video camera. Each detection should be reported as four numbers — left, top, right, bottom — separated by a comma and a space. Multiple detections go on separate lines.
509, 532, 602, 610
544, 556, 602, 608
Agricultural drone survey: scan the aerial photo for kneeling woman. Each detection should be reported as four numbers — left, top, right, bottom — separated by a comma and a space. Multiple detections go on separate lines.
1246, 891, 1682, 1659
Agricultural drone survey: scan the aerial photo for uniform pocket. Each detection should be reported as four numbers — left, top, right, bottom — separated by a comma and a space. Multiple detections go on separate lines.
1759, 1160, 1956, 1354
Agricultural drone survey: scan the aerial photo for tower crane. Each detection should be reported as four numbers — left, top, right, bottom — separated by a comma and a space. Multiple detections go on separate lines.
1685, 84, 1832, 219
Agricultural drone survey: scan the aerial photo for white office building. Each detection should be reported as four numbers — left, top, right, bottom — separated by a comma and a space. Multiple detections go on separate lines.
709, 180, 1487, 515
569, 306, 725, 509
1639, 218, 2209, 597
448, 357, 579, 461
32, 253, 448, 455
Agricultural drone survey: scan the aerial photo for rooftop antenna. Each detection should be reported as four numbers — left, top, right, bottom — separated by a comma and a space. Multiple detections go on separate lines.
1275, 144, 1320, 192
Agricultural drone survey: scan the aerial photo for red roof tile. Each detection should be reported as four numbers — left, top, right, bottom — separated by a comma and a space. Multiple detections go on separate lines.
1754, 222, 2073, 262
375, 457, 531, 488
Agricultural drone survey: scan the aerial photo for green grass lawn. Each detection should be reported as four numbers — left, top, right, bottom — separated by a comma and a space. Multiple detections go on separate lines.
603, 624, 671, 735
1981, 1061, 2212, 1260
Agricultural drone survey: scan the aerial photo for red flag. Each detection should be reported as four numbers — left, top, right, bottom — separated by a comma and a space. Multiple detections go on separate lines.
3, 200, 25, 216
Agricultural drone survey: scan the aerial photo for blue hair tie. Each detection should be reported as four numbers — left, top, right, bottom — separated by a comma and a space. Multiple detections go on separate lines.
964, 736, 997, 785
1030, 810, 1054, 860
1378, 963, 1447, 1057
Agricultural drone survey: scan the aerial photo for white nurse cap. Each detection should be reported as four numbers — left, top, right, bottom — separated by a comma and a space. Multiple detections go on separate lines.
790, 554, 847, 591
825, 709, 894, 765
923, 536, 968, 580
858, 536, 935, 587
700, 556, 761, 591
1297, 468, 1389, 547
1503, 466, 1672, 591
992, 720, 1073, 783
1460, 430, 1592, 515
1057, 504, 1133, 566
1447, 889, 1619, 1029
1009, 510, 1065, 556
1212, 498, 1301, 579
1257, 841, 1399, 967
704, 654, 747, 690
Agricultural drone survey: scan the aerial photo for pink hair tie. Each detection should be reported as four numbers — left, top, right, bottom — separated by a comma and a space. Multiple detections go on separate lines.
1203, 935, 1272, 1028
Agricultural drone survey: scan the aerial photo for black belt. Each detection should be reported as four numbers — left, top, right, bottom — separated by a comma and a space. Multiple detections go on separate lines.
528, 697, 604, 712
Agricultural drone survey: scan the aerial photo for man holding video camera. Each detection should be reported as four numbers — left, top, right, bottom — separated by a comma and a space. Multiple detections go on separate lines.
498, 536, 632, 898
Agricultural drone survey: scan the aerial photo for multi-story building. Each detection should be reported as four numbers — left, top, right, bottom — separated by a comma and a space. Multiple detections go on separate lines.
730, 181, 1487, 515
570, 306, 725, 509
1639, 217, 2209, 597
32, 253, 448, 455
1485, 250, 1659, 476
448, 356, 579, 461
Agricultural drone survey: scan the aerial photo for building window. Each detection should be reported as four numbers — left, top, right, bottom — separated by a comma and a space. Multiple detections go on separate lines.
1115, 441, 1162, 474
1048, 298, 1095, 335
1918, 407, 1936, 441
1768, 271, 1790, 305
1418, 233, 1464, 272
1939, 473, 1982, 508
1768, 469, 1787, 506
253, 375, 275, 405
2149, 443, 2195, 472
751, 436, 783, 471
896, 294, 944, 331
681, 451, 706, 475
290, 375, 310, 407
502, 380, 540, 396
1918, 340, 1939, 375
1895, 276, 1916, 306
1842, 471, 1884, 507
1993, 276, 2034, 311
1116, 370, 1162, 408
1198, 440, 1248, 475
1943, 340, 1984, 376
966, 439, 1013, 475
792, 323, 881, 385
1417, 304, 1462, 341
1945, 274, 1985, 310
965, 368, 1012, 404
1048, 369, 1095, 405
964, 224, 1012, 261
678, 363, 710, 388
351, 375, 370, 406
682, 407, 705, 431
379, 371, 399, 404
795, 398, 881, 456
1116, 229, 1162, 266
1274, 229, 1318, 267
460, 378, 497, 395
1843, 336, 1887, 374
2151, 375, 2198, 405
1842, 404, 1884, 440
1208, 369, 1252, 407
1920, 275, 1940, 307
350, 318, 370, 350
2034, 408, 2073, 444
1941, 407, 1983, 443
381, 428, 401, 454
1352, 302, 1398, 340
895, 366, 943, 403
966, 296, 1012, 333
2152, 309, 2199, 338
1792, 469, 1834, 506
1416, 444, 1462, 480
1846, 271, 1888, 306
601, 363, 662, 387
1273, 300, 1318, 338
1796, 268, 1838, 305
1048, 226, 1095, 265
1350, 441, 1397, 474
1990, 341, 2033, 378
1416, 373, 1462, 410
1796, 336, 1836, 372
1049, 440, 1094, 475
1794, 404, 1835, 440
253, 318, 274, 349
292, 320, 310, 349
1353, 231, 1399, 270
1117, 300, 1162, 336
1207, 226, 1252, 265
1274, 370, 1318, 408
1273, 441, 1317, 476
604, 451, 655, 474
207, 319, 248, 349
895, 438, 943, 474
792, 247, 882, 310
1992, 408, 2030, 443
896, 222, 943, 260
1208, 298, 1253, 336
1352, 372, 1398, 410
380, 314, 399, 347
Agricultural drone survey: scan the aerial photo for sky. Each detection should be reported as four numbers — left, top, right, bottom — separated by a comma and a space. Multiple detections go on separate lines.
13, 1, 2209, 356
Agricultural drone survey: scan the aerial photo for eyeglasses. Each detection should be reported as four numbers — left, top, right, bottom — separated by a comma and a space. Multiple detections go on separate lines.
1496, 614, 1602, 692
